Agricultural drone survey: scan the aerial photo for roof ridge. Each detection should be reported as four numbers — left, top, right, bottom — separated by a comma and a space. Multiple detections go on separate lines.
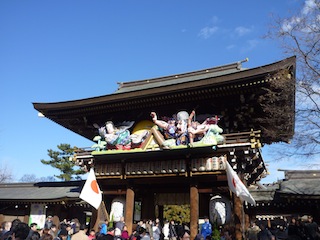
117, 58, 248, 89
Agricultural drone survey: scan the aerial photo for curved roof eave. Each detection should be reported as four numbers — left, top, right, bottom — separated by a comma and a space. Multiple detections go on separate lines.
0, 184, 80, 200
33, 56, 296, 113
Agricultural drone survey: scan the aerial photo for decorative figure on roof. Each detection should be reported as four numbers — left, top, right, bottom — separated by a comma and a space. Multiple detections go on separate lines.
93, 121, 149, 150
188, 110, 210, 144
176, 111, 189, 145
200, 124, 224, 145
92, 135, 107, 151
188, 110, 224, 145
150, 111, 189, 148
104, 121, 132, 149
150, 110, 225, 148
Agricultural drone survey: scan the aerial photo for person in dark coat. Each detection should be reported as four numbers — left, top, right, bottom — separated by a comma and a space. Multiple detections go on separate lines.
27, 223, 38, 240
12, 222, 30, 240
1, 219, 21, 240
304, 216, 320, 240
287, 218, 304, 240
168, 221, 177, 240
257, 224, 273, 240
44, 217, 53, 230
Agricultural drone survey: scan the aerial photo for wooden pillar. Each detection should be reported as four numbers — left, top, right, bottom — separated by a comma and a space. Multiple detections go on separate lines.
125, 187, 135, 236
190, 185, 199, 240
233, 195, 243, 240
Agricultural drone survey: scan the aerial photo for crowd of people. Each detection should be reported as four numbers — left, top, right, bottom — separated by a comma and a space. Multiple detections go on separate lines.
1, 215, 320, 240
0, 216, 212, 240
96, 217, 190, 240
246, 215, 320, 240
0, 217, 92, 240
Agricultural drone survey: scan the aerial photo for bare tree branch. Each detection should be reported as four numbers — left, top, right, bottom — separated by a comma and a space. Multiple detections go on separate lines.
0, 163, 13, 183
266, 0, 320, 159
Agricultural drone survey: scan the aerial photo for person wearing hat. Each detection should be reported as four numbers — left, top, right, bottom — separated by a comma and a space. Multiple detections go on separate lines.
45, 216, 53, 230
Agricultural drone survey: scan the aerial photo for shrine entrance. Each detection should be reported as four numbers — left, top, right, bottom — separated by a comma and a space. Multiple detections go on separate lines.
93, 162, 232, 238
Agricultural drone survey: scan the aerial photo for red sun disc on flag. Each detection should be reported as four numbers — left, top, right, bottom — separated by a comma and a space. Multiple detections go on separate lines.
232, 178, 236, 188
91, 180, 99, 194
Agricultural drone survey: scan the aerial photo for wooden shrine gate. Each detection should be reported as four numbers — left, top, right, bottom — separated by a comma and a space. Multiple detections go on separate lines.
75, 129, 265, 239
33, 56, 296, 239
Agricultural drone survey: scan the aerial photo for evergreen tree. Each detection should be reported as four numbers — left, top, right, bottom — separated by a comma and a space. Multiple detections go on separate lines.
41, 143, 85, 181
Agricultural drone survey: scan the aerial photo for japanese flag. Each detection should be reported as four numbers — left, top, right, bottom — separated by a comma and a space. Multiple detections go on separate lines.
80, 168, 102, 209
225, 160, 256, 206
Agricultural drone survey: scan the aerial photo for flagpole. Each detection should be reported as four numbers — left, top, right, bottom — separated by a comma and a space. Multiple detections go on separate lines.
241, 202, 246, 240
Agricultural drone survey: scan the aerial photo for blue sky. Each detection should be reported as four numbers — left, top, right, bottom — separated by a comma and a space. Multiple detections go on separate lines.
0, 1, 308, 183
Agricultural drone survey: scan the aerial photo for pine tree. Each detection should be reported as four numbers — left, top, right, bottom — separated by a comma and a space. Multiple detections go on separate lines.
41, 143, 85, 181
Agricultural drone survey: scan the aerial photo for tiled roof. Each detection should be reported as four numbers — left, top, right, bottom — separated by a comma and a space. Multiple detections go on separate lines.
249, 183, 279, 202
250, 174, 320, 203
115, 61, 245, 94
279, 179, 320, 196
0, 182, 82, 203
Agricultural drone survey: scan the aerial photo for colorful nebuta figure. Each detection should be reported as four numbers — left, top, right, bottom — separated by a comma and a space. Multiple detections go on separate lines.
175, 111, 189, 145
188, 110, 224, 146
104, 121, 131, 149
201, 124, 224, 145
150, 111, 189, 147
95, 121, 148, 150
188, 110, 210, 144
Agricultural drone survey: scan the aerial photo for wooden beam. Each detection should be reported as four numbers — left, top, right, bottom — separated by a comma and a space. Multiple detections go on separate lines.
102, 190, 127, 195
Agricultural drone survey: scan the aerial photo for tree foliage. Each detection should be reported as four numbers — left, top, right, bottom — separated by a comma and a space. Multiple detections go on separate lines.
267, 0, 320, 157
163, 205, 190, 224
256, 69, 295, 144
41, 143, 85, 181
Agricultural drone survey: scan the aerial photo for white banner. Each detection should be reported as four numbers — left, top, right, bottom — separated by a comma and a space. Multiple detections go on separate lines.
29, 203, 46, 228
